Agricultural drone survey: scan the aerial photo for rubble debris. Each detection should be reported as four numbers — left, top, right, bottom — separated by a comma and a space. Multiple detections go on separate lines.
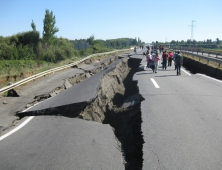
64, 80, 72, 89
7, 89, 19, 97
3, 101, 8, 104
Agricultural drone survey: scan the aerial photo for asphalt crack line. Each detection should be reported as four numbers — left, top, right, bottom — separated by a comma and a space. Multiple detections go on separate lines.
149, 148, 169, 170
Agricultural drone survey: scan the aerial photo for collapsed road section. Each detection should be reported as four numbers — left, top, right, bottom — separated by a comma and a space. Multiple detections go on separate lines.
17, 52, 145, 169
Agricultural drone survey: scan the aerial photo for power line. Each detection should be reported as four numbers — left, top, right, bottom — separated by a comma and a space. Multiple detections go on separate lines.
197, 24, 222, 26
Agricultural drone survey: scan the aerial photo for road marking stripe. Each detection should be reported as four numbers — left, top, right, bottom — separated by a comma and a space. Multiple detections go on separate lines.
172, 61, 191, 76
0, 116, 34, 141
0, 94, 58, 141
151, 78, 160, 88
181, 68, 191, 76
197, 74, 222, 83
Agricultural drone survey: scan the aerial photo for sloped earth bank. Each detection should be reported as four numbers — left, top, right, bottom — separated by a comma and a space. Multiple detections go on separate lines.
183, 57, 222, 80
80, 58, 144, 169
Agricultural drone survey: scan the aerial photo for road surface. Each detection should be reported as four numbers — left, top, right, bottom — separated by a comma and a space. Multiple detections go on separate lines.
135, 56, 222, 169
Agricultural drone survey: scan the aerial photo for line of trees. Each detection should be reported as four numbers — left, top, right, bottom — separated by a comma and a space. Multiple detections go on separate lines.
70, 36, 143, 57
152, 39, 221, 49
71, 37, 142, 50
169, 39, 221, 49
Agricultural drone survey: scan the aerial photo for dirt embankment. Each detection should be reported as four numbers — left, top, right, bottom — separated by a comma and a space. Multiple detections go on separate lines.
79, 58, 129, 122
182, 52, 222, 80
80, 57, 144, 170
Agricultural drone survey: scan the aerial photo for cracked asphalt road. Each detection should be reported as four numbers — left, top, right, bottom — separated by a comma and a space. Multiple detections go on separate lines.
2, 48, 221, 169
0, 53, 131, 170
0, 68, 84, 132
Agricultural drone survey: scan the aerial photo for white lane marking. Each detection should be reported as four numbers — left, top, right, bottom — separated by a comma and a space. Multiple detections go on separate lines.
197, 74, 222, 83
0, 94, 57, 141
172, 61, 191, 76
181, 68, 191, 76
151, 78, 160, 88
0, 116, 34, 141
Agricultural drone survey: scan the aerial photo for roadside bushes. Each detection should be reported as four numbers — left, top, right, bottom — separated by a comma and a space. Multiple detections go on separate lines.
0, 34, 79, 86
0, 42, 16, 60
36, 38, 77, 63
17, 31, 40, 48
0, 34, 78, 63
17, 45, 35, 60
0, 31, 38, 60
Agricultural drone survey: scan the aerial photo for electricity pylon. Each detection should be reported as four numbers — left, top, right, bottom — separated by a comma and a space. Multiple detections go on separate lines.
189, 20, 196, 41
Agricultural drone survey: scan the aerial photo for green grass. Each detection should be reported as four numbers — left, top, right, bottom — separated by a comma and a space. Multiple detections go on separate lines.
0, 57, 79, 87
201, 48, 222, 53
2, 91, 8, 97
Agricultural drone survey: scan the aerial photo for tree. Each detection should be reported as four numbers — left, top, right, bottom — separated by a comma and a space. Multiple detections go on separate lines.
17, 31, 40, 47
193, 40, 196, 46
31, 20, 36, 32
132, 38, 137, 45
187, 39, 191, 45
86, 35, 95, 45
170, 40, 176, 45
216, 38, 220, 45
42, 9, 59, 44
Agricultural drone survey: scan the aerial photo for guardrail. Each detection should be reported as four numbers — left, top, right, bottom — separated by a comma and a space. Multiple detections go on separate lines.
0, 49, 130, 95
179, 51, 222, 68
180, 47, 222, 58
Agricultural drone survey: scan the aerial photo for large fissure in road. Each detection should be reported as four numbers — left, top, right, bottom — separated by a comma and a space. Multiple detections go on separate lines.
17, 55, 145, 169
79, 57, 144, 169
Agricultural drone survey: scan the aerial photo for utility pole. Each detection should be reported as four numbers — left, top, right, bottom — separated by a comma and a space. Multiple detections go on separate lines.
189, 20, 196, 41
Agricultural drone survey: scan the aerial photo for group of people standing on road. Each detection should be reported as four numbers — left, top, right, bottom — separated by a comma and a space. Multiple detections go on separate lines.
151, 45, 164, 53
145, 50, 160, 73
145, 48, 183, 75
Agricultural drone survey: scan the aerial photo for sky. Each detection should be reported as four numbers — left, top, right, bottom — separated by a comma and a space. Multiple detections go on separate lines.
0, 0, 222, 43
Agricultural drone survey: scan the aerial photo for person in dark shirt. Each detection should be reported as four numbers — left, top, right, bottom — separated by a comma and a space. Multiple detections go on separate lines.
162, 51, 169, 70
174, 51, 183, 75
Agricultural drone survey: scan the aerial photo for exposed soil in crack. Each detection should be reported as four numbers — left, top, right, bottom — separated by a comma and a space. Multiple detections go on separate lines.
106, 106, 144, 170
79, 58, 129, 122
79, 57, 144, 169
104, 58, 144, 170
183, 56, 222, 80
